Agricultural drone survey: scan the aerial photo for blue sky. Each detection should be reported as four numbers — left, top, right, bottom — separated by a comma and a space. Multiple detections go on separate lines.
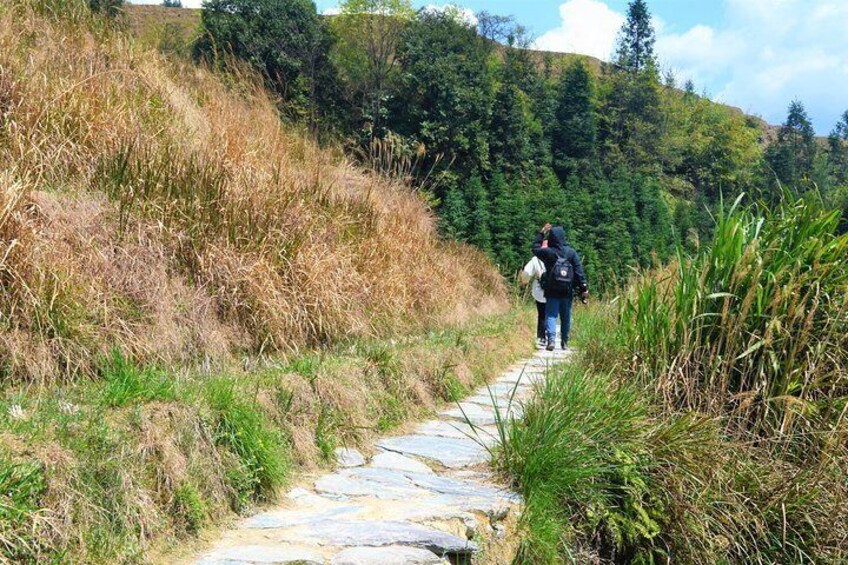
129, 0, 848, 134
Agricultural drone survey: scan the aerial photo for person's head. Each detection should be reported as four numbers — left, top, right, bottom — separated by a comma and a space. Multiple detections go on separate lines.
548, 226, 567, 250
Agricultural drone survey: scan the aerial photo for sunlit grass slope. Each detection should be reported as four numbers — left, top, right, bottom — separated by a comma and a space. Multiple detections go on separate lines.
0, 0, 507, 383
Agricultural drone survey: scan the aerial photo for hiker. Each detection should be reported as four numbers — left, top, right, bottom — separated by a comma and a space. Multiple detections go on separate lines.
532, 223, 589, 351
519, 242, 548, 347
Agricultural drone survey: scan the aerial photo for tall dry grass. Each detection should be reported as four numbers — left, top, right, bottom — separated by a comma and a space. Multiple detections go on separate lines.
620, 194, 848, 442
0, 0, 506, 382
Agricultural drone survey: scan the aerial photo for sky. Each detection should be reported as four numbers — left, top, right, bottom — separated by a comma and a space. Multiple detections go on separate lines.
128, 0, 848, 134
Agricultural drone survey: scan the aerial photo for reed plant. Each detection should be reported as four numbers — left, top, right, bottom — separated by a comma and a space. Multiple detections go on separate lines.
620, 194, 848, 443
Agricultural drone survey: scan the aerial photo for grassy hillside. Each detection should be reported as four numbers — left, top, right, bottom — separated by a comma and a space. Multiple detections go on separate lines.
1, 0, 508, 382
0, 0, 533, 562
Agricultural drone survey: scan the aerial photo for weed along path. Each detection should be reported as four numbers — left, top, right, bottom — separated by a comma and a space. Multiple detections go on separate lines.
189, 349, 571, 565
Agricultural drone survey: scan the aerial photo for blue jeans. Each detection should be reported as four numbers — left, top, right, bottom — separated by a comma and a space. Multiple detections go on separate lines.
545, 294, 573, 345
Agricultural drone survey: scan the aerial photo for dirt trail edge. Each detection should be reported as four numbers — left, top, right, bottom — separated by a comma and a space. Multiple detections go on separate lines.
189, 349, 572, 565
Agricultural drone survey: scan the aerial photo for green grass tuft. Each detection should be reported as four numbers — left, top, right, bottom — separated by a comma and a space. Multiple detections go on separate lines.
99, 348, 175, 407
204, 378, 290, 509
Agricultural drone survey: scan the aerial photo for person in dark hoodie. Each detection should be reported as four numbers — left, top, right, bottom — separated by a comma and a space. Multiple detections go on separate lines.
532, 223, 589, 351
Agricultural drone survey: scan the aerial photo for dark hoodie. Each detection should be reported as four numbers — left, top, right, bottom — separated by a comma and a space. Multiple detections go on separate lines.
532, 226, 588, 298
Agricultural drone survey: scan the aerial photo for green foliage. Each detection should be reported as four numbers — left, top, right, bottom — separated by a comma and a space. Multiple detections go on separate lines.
195, 0, 336, 124
99, 348, 175, 407
331, 0, 413, 137
204, 379, 289, 508
765, 99, 818, 192
162, 0, 181, 7
200, 0, 771, 292
497, 365, 676, 563
614, 0, 656, 73
0, 460, 48, 562
172, 483, 205, 534
88, 0, 122, 18
620, 194, 848, 439
391, 9, 494, 175
551, 61, 596, 177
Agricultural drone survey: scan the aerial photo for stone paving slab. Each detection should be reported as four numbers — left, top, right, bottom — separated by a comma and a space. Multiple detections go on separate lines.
330, 547, 447, 565
192, 349, 571, 565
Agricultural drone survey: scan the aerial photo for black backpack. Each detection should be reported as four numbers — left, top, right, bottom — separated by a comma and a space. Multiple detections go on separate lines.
546, 253, 573, 293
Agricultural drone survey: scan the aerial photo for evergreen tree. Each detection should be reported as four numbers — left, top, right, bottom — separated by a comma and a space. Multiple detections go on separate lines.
766, 99, 817, 190
440, 182, 469, 240
489, 173, 525, 272
489, 80, 533, 175
550, 61, 597, 179
683, 78, 696, 100
827, 110, 848, 184
615, 0, 657, 74
465, 174, 492, 251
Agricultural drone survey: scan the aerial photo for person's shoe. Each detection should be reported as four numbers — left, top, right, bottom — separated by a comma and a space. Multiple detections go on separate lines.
537, 338, 546, 348
545, 340, 555, 351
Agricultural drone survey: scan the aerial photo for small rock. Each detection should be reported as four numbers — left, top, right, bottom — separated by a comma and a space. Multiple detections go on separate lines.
330, 546, 447, 565
335, 447, 366, 468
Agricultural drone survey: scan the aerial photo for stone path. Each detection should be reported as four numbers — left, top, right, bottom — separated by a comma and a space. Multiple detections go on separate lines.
193, 349, 571, 565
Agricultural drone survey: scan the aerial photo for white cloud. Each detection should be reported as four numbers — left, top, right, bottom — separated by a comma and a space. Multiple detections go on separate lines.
533, 0, 624, 61
322, 6, 342, 16
656, 0, 848, 132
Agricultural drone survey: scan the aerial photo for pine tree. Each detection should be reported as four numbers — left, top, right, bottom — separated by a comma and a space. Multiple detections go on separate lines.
465, 174, 492, 251
550, 61, 597, 179
683, 78, 696, 99
766, 99, 817, 190
440, 183, 469, 240
615, 0, 656, 74
827, 110, 848, 184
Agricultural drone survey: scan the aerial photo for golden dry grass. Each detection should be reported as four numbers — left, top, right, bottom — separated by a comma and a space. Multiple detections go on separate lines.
0, 0, 507, 382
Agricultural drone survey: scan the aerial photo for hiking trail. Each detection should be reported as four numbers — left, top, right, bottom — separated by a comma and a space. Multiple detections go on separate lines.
187, 349, 571, 565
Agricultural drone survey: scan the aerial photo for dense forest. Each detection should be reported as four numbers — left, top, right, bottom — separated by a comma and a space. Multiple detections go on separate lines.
175, 0, 848, 288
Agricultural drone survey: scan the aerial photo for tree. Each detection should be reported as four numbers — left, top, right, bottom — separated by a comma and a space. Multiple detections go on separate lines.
615, 0, 656, 74
683, 79, 696, 100
476, 12, 531, 48
465, 174, 492, 251
550, 61, 597, 179
195, 0, 336, 127
440, 182, 469, 240
332, 0, 414, 138
827, 110, 848, 184
162, 0, 182, 7
390, 9, 494, 178
765, 100, 817, 190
